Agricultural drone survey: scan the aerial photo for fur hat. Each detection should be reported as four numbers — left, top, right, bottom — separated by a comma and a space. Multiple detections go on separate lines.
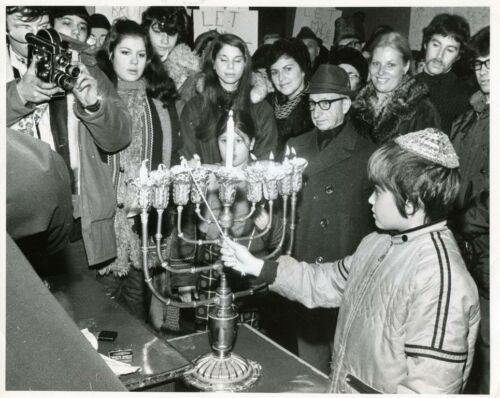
296, 26, 322, 46
334, 13, 365, 46
330, 46, 368, 84
88, 13, 110, 30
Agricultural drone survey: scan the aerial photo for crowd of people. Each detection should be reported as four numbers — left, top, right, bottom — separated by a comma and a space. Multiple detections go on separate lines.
6, 6, 489, 394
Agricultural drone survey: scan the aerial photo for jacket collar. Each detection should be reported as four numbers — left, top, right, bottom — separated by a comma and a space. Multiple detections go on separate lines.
388, 220, 448, 245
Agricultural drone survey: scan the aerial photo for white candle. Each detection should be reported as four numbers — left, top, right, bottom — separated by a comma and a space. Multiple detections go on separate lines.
225, 110, 235, 169
139, 159, 149, 184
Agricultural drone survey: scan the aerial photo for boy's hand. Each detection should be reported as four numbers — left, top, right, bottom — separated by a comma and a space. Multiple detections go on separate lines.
73, 64, 99, 109
178, 286, 199, 303
220, 239, 264, 277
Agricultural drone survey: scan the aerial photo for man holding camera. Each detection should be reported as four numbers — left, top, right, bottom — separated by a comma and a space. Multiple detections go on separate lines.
6, 6, 132, 274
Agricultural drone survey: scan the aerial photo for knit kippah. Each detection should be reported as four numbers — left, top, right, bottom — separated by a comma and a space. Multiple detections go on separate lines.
395, 128, 459, 169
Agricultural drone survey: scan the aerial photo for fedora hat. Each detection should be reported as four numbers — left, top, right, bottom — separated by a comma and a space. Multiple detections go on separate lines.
304, 64, 355, 97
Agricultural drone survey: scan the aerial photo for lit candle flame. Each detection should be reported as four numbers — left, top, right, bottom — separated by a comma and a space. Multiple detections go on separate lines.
269, 151, 274, 161
285, 145, 290, 158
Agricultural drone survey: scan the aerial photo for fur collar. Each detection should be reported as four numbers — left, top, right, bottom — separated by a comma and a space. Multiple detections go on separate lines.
351, 75, 430, 144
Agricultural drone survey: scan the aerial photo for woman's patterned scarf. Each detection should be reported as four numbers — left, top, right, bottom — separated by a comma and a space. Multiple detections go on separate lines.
273, 91, 306, 120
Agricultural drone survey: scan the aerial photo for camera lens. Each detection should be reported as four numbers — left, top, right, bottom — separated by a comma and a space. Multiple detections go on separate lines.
53, 71, 75, 91
64, 64, 80, 78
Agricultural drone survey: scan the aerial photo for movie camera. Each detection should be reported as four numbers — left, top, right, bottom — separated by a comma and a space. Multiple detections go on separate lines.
26, 28, 80, 95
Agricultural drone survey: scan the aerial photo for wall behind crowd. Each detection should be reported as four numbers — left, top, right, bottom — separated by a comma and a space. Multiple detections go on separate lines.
85, 6, 489, 53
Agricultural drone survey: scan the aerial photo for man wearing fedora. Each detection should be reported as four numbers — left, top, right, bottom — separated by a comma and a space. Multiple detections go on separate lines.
285, 65, 376, 373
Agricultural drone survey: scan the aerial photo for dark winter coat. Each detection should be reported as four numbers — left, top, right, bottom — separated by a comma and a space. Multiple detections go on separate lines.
416, 70, 476, 136
350, 75, 441, 145
450, 91, 489, 299
288, 121, 376, 264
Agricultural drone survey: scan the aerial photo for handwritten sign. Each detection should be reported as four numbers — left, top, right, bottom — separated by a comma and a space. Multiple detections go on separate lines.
293, 8, 343, 49
193, 7, 258, 55
94, 6, 149, 24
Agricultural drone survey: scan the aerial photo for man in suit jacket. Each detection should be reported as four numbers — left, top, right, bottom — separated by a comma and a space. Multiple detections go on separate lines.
286, 65, 376, 373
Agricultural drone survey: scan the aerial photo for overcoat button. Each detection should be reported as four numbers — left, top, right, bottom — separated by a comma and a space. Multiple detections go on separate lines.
325, 185, 334, 194
315, 256, 324, 264
296, 217, 301, 224
117, 202, 124, 209
480, 168, 487, 174
320, 218, 329, 227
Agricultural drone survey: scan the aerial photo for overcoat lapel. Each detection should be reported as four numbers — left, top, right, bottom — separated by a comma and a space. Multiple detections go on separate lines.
301, 123, 357, 177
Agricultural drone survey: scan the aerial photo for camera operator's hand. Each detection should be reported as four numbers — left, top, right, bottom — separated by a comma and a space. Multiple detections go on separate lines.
220, 239, 264, 277
16, 59, 63, 104
73, 64, 99, 109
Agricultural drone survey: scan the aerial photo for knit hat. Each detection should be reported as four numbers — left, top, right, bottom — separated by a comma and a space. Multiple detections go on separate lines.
51, 6, 90, 24
296, 26, 323, 46
395, 128, 459, 168
89, 13, 110, 30
330, 46, 368, 84
304, 64, 354, 98
334, 13, 365, 46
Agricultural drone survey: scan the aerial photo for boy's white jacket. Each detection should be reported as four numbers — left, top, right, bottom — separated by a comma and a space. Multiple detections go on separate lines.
272, 221, 480, 394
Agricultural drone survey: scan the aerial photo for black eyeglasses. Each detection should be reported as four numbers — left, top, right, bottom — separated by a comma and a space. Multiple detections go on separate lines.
308, 98, 345, 111
471, 59, 490, 71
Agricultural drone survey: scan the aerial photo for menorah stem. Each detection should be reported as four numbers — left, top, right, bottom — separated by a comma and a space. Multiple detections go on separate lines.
155, 208, 167, 265
176, 205, 218, 245
286, 193, 298, 255
261, 195, 288, 260
234, 201, 274, 243
194, 203, 212, 224
233, 202, 256, 223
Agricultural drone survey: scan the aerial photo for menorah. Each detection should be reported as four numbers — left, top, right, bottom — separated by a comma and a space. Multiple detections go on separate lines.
128, 115, 307, 392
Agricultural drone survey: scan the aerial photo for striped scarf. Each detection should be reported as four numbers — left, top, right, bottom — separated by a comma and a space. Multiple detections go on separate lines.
273, 92, 306, 120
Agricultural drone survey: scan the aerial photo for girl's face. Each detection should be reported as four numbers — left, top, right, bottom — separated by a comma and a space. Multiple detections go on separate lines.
112, 36, 147, 82
149, 21, 178, 60
368, 185, 408, 231
369, 46, 409, 94
218, 129, 254, 168
270, 55, 305, 99
214, 44, 246, 92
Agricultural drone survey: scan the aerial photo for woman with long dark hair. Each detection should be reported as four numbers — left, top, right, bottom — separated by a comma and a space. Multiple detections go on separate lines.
179, 33, 278, 164
95, 19, 179, 320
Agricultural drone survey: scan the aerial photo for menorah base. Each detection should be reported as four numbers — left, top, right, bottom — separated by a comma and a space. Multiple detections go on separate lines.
182, 352, 261, 392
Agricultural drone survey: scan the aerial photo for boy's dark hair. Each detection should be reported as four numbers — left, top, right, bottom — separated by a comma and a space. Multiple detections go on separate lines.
267, 38, 312, 82
216, 110, 256, 141
367, 142, 460, 222
252, 43, 274, 71
422, 14, 470, 55
141, 6, 189, 46
469, 26, 489, 58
